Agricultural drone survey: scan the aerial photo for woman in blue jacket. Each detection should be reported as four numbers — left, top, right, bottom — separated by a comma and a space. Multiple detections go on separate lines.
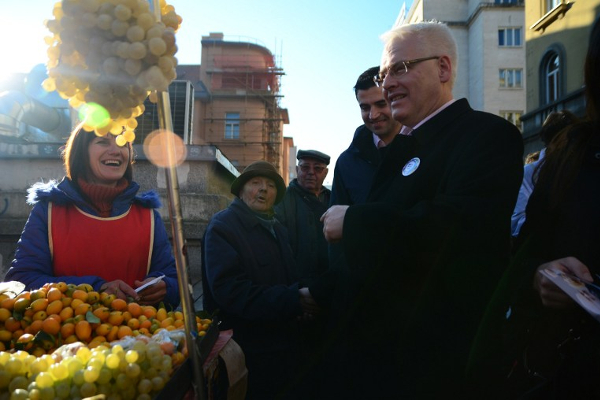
5, 125, 179, 309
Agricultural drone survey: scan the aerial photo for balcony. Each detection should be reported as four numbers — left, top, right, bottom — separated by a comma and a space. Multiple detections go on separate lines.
520, 87, 586, 146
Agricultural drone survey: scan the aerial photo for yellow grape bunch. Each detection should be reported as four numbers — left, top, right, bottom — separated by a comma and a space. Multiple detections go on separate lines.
42, 0, 183, 145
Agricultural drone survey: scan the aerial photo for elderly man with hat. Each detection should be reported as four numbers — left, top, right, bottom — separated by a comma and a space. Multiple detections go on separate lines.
274, 150, 331, 397
276, 149, 331, 290
202, 160, 312, 400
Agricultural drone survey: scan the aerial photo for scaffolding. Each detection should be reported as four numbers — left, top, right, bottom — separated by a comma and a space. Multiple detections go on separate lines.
201, 39, 287, 172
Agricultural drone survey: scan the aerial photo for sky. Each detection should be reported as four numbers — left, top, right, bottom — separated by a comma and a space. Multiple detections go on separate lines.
0, 0, 412, 185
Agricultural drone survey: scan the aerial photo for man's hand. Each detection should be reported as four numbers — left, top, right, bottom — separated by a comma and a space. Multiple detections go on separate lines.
299, 287, 320, 321
100, 280, 139, 301
534, 256, 592, 309
134, 278, 167, 306
320, 205, 349, 243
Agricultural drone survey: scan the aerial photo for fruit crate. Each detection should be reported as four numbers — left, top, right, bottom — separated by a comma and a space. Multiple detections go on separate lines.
155, 321, 220, 400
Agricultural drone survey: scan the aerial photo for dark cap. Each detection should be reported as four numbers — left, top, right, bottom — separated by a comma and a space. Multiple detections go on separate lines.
230, 161, 287, 204
297, 149, 330, 165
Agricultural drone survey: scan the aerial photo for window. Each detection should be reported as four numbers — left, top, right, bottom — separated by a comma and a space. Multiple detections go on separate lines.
544, 52, 560, 104
498, 28, 522, 47
500, 111, 523, 131
499, 68, 523, 88
546, 0, 561, 13
495, 0, 519, 4
224, 113, 240, 139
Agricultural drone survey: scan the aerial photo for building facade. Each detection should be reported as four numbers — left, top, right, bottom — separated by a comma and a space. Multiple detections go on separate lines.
520, 0, 599, 156
175, 33, 290, 178
400, 0, 526, 131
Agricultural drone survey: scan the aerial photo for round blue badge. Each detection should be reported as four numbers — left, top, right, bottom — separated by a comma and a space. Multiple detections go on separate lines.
402, 157, 420, 176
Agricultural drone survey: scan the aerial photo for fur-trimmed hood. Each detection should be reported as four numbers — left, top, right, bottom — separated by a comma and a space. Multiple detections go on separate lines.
27, 178, 162, 214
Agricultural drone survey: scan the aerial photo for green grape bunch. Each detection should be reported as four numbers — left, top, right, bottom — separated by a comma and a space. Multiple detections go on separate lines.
42, 0, 182, 144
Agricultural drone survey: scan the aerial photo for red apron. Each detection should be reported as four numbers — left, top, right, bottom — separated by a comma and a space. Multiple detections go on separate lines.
49, 202, 153, 287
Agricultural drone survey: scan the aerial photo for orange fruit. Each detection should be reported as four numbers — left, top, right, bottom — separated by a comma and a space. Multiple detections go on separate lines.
0, 329, 13, 342
70, 298, 84, 310
61, 297, 73, 307
60, 322, 75, 338
110, 298, 127, 311
142, 306, 157, 319
16, 333, 35, 351
74, 303, 91, 316
71, 290, 88, 302
59, 307, 74, 322
55, 282, 68, 293
127, 303, 142, 318
75, 321, 92, 341
174, 320, 184, 329
86, 292, 100, 305
174, 311, 184, 321
64, 334, 78, 344
29, 289, 47, 301
117, 326, 133, 340
13, 297, 31, 313
4, 317, 21, 332
30, 298, 49, 313
106, 325, 119, 342
122, 311, 132, 323
0, 308, 11, 322
127, 318, 140, 330
155, 308, 167, 322
47, 314, 61, 323
101, 293, 116, 307
140, 319, 152, 330
32, 347, 46, 357
95, 323, 112, 337
108, 311, 124, 326
16, 291, 31, 301
138, 327, 150, 336
46, 288, 63, 303
42, 318, 61, 336
32, 310, 48, 321
93, 307, 110, 322
160, 317, 174, 329
12, 329, 25, 340
27, 319, 44, 335
0, 297, 16, 311
46, 300, 63, 315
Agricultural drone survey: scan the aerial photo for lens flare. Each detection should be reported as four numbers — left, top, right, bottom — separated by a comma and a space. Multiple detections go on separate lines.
143, 130, 187, 168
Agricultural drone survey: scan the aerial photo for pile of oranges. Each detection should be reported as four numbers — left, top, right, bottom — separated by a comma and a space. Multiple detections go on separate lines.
0, 282, 212, 356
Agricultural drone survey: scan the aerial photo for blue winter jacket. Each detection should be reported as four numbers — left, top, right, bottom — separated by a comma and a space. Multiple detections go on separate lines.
5, 178, 180, 309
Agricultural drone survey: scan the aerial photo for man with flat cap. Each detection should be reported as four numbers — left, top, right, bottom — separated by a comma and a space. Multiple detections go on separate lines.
276, 149, 331, 287
275, 149, 331, 396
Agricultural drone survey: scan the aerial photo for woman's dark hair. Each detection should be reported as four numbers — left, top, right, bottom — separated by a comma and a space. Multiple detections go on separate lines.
533, 19, 600, 210
62, 123, 134, 183
539, 110, 579, 146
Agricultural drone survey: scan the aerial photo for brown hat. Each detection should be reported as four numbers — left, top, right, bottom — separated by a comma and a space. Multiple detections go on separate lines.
230, 161, 286, 204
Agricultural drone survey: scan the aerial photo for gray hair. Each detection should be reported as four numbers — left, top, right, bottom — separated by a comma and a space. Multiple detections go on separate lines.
380, 20, 458, 86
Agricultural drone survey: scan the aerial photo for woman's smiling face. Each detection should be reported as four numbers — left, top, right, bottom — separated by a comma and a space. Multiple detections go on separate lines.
87, 134, 130, 186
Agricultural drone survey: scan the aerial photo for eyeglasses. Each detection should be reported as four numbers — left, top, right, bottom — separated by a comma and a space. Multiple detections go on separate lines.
299, 165, 326, 174
373, 56, 440, 87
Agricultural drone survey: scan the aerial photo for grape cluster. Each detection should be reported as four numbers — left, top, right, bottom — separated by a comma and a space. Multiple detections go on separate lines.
43, 0, 182, 145
0, 340, 175, 400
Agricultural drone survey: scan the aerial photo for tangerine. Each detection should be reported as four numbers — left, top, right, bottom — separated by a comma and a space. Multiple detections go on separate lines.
74, 303, 91, 316
46, 288, 63, 303
46, 300, 63, 316
30, 298, 49, 313
72, 290, 88, 302
4, 317, 21, 332
0, 308, 11, 322
110, 298, 127, 311
0, 298, 16, 311
75, 321, 92, 342
59, 307, 74, 322
60, 323, 75, 338
108, 311, 124, 326
117, 326, 133, 340
41, 318, 60, 336
127, 302, 142, 318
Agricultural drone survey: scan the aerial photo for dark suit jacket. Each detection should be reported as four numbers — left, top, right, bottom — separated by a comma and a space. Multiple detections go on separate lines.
337, 99, 524, 398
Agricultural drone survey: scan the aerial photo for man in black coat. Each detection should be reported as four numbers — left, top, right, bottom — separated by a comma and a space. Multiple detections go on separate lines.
330, 66, 403, 207
320, 21, 524, 399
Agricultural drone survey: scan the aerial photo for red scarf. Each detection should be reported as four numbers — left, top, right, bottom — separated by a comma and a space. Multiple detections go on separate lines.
77, 178, 129, 217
